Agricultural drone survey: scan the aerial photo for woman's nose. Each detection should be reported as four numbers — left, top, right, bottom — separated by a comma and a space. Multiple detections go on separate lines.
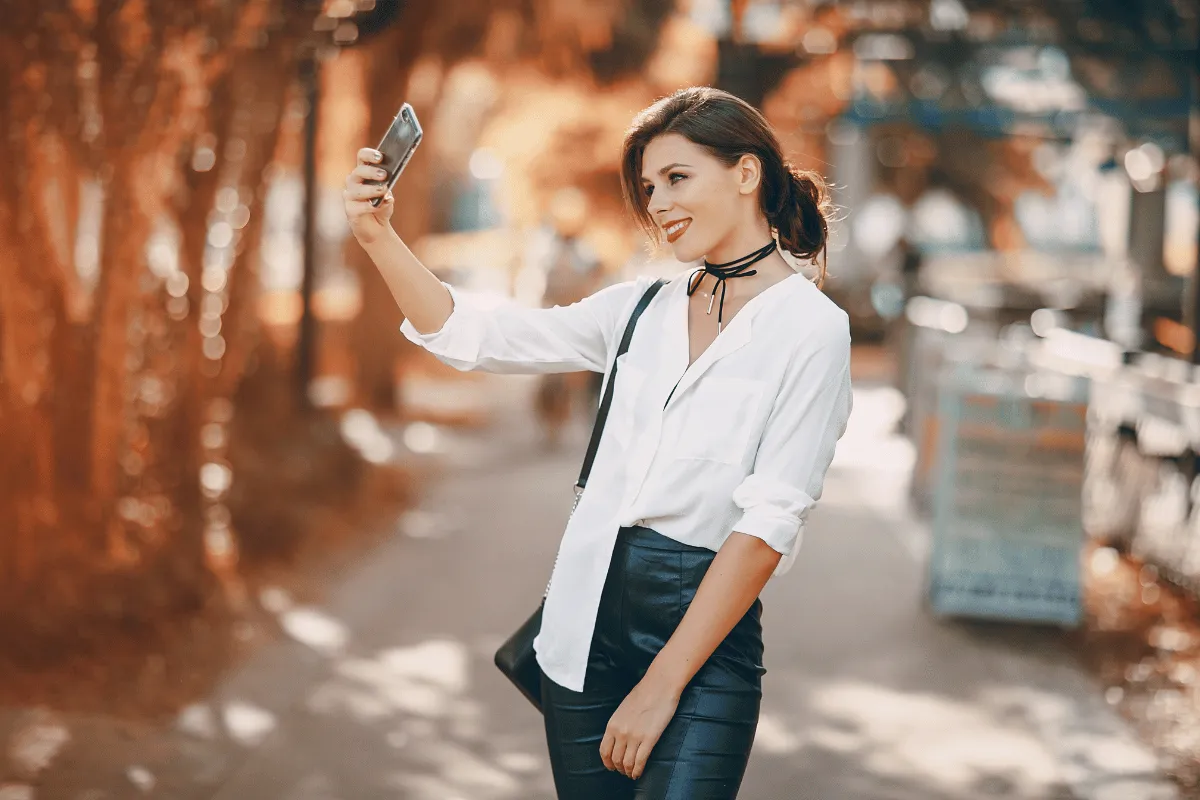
647, 191, 670, 217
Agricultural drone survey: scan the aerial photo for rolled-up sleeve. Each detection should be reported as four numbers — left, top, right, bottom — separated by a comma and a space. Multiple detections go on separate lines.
399, 278, 647, 375
731, 318, 853, 576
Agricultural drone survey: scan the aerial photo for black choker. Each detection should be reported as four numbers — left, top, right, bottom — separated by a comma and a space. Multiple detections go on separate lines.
686, 240, 777, 332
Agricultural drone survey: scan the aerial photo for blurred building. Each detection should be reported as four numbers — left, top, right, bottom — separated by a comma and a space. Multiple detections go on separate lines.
692, 0, 1196, 350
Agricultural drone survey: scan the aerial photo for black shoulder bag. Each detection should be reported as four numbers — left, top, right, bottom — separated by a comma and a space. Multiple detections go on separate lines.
494, 278, 667, 712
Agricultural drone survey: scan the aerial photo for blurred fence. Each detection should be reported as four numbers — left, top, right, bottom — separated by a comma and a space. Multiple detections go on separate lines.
901, 295, 1200, 620
927, 354, 1088, 626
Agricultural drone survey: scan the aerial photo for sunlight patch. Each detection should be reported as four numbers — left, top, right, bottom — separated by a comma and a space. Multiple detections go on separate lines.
808, 681, 1060, 793
1091, 781, 1178, 800
754, 712, 804, 754
280, 606, 349, 655
808, 723, 862, 754
125, 765, 156, 794
495, 751, 540, 774
427, 740, 521, 793
222, 701, 277, 747
7, 713, 69, 776
340, 408, 396, 463
403, 421, 443, 454
400, 509, 450, 539
376, 639, 470, 692
388, 774, 471, 800
980, 685, 1167, 788
176, 703, 218, 739
311, 639, 471, 721
258, 585, 293, 614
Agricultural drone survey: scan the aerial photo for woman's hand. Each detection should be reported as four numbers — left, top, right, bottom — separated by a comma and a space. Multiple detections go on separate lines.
599, 677, 681, 780
344, 148, 395, 246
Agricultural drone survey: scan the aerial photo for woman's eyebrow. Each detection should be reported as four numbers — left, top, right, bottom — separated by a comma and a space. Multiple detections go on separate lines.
641, 162, 691, 181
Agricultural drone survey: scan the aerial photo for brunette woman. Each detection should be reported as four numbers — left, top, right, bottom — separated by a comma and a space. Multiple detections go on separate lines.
345, 86, 851, 799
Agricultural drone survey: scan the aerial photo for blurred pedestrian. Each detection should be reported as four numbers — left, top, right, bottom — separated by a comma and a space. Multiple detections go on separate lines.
898, 235, 923, 300
536, 188, 606, 447
345, 86, 851, 799
893, 235, 923, 399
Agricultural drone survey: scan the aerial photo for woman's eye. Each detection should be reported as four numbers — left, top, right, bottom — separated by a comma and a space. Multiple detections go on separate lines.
643, 185, 654, 198
668, 173, 686, 184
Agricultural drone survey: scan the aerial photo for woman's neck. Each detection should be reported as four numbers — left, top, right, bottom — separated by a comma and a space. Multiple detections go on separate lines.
703, 215, 774, 264
695, 218, 793, 298
691, 251, 793, 300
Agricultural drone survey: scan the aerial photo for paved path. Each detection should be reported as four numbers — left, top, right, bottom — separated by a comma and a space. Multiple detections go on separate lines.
2, 374, 1180, 800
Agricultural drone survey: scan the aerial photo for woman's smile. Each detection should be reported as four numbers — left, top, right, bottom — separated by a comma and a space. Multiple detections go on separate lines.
664, 218, 691, 243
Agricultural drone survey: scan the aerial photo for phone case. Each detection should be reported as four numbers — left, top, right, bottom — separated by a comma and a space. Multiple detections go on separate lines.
371, 103, 423, 207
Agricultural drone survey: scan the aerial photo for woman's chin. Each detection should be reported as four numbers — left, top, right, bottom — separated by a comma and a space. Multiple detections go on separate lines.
668, 239, 705, 264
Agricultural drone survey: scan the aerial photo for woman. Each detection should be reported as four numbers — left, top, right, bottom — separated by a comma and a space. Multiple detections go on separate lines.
345, 87, 852, 799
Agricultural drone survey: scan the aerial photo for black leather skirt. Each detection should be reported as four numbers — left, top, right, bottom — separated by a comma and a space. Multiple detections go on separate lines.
540, 525, 765, 799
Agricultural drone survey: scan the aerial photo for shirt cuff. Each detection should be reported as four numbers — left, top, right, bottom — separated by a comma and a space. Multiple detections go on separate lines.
398, 282, 482, 365
731, 474, 816, 576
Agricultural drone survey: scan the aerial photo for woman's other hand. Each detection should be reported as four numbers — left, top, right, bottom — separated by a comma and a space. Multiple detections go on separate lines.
344, 148, 395, 246
599, 677, 681, 780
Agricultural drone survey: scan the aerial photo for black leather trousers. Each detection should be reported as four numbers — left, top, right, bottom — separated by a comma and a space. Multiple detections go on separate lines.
541, 525, 765, 799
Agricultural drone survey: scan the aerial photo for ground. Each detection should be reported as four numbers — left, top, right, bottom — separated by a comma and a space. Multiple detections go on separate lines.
0, 368, 1184, 800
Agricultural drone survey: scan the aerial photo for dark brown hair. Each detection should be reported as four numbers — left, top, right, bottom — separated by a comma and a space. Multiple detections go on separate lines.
620, 86, 831, 286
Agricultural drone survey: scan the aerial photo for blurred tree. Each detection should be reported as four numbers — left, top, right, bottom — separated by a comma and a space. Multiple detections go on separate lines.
0, 0, 675, 661
0, 0, 313, 654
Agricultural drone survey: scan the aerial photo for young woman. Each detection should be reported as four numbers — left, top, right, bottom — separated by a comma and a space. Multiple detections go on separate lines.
345, 86, 852, 799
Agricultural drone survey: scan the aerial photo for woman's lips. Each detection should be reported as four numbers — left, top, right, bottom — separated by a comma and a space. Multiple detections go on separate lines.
665, 218, 691, 244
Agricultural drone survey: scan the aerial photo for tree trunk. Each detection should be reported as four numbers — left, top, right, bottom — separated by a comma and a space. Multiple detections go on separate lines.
0, 82, 68, 574
218, 55, 290, 400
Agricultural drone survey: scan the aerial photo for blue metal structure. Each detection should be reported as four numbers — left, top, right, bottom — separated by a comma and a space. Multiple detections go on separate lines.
927, 359, 1091, 626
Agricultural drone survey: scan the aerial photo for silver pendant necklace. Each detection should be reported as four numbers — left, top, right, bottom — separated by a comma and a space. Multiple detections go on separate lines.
687, 241, 777, 333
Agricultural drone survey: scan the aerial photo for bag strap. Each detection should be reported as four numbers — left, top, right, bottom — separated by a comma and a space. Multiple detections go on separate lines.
575, 278, 667, 493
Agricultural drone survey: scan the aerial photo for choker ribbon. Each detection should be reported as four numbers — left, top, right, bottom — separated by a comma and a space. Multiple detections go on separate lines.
686, 240, 777, 332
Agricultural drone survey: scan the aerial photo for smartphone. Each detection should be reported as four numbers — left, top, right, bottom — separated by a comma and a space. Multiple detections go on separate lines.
370, 102, 423, 207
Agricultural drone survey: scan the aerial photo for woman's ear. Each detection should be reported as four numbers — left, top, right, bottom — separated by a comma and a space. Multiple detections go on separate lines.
736, 154, 762, 196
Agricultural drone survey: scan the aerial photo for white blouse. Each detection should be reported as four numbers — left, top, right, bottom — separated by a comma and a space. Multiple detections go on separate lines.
400, 268, 853, 692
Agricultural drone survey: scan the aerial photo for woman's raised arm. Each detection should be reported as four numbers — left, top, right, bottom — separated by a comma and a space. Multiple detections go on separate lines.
345, 147, 652, 375
345, 147, 454, 335
396, 279, 650, 375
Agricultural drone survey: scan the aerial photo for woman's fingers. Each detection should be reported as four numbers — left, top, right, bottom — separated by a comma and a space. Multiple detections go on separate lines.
344, 181, 388, 201
622, 744, 639, 778
609, 738, 628, 776
344, 148, 395, 243
344, 191, 378, 215
346, 150, 385, 188
604, 726, 638, 778
600, 726, 662, 779
350, 163, 389, 183
629, 740, 654, 780
346, 164, 389, 195
599, 731, 614, 771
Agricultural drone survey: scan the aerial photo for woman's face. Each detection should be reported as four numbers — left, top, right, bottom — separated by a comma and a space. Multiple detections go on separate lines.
640, 133, 750, 263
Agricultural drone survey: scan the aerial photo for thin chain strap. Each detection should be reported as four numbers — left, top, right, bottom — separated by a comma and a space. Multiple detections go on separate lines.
542, 485, 584, 598
542, 279, 666, 600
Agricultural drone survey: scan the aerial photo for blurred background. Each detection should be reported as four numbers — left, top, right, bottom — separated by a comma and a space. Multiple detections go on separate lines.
0, 1, 1198, 798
